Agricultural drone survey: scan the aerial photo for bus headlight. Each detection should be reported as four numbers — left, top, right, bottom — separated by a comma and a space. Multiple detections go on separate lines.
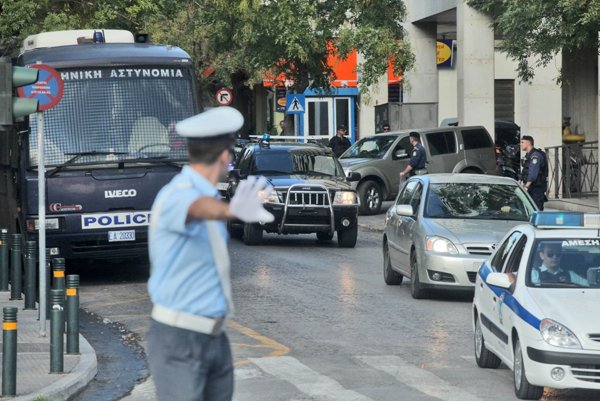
333, 191, 357, 205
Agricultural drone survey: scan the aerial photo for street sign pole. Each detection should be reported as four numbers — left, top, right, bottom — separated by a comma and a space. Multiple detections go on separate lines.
37, 111, 46, 336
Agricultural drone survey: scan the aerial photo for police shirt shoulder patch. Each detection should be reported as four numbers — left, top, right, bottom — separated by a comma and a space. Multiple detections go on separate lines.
412, 150, 418, 157
532, 156, 539, 164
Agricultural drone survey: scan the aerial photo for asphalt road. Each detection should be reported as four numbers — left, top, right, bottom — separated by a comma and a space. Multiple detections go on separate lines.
75, 221, 597, 401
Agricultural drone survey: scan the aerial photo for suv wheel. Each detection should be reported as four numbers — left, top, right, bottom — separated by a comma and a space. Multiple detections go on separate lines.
337, 222, 357, 248
410, 252, 428, 299
317, 232, 334, 241
227, 220, 243, 239
383, 241, 403, 285
358, 181, 382, 215
243, 223, 263, 245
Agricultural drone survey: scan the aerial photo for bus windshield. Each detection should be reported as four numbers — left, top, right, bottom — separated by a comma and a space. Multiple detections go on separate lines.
29, 66, 195, 167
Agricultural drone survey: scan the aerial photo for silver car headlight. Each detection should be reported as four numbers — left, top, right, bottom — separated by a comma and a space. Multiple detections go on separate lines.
333, 191, 357, 205
540, 319, 582, 349
425, 236, 459, 254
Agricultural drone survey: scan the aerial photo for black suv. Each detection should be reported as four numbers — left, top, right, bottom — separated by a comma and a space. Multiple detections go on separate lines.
226, 140, 361, 247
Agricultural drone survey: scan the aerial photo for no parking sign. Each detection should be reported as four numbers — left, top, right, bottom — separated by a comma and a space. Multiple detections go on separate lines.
17, 64, 64, 111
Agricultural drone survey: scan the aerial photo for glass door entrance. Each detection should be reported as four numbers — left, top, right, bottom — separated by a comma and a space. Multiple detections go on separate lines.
303, 97, 353, 142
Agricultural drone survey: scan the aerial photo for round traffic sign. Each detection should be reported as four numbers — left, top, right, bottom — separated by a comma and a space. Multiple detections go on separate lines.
215, 87, 233, 106
17, 64, 64, 111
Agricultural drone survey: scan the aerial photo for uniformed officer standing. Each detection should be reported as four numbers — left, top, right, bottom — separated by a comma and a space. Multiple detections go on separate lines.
146, 107, 274, 401
400, 132, 427, 178
520, 135, 548, 210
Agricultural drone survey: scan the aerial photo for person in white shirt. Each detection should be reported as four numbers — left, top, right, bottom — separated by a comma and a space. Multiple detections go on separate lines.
531, 243, 588, 286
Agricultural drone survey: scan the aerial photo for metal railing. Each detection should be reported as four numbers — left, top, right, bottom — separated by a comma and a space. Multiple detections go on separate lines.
545, 141, 598, 198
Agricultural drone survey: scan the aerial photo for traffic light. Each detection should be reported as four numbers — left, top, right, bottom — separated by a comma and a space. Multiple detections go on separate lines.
0, 57, 39, 127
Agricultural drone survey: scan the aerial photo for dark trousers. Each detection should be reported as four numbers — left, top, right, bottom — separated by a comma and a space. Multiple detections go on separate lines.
528, 187, 546, 211
147, 319, 234, 401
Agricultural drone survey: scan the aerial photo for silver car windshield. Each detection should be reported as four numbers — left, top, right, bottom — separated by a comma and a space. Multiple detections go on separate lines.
340, 135, 397, 159
526, 238, 600, 288
424, 183, 535, 221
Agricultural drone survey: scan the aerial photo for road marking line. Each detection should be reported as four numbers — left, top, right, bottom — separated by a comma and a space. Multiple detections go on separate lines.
250, 356, 375, 401
357, 355, 484, 401
227, 321, 290, 366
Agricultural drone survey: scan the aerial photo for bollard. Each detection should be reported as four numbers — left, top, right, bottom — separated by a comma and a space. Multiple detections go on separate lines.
0, 229, 8, 291
66, 275, 80, 354
10, 234, 23, 300
2, 307, 17, 396
24, 241, 37, 310
50, 289, 64, 373
52, 258, 66, 291
45, 249, 51, 319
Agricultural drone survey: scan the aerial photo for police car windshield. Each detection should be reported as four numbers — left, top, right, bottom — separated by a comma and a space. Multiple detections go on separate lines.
527, 239, 600, 288
28, 65, 195, 167
424, 183, 535, 220
340, 135, 397, 159
252, 152, 343, 177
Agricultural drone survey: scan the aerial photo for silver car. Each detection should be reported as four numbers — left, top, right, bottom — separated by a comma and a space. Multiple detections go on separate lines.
383, 174, 538, 299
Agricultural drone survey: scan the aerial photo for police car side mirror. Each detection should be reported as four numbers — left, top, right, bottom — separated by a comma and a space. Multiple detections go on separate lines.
485, 272, 512, 289
393, 149, 409, 160
346, 172, 361, 182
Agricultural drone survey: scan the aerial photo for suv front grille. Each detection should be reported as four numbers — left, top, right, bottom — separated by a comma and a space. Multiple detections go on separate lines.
285, 187, 330, 207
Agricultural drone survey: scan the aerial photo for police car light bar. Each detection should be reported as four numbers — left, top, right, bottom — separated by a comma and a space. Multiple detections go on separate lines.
530, 212, 600, 229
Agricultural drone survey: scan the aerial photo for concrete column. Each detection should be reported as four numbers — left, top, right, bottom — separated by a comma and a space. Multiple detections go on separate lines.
402, 20, 438, 106
518, 53, 562, 150
457, 1, 494, 136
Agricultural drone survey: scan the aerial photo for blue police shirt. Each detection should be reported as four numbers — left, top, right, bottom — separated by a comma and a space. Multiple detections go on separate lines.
148, 165, 228, 318
525, 148, 544, 184
409, 143, 427, 169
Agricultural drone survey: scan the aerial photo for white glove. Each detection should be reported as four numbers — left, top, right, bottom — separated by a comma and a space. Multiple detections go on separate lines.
229, 176, 275, 223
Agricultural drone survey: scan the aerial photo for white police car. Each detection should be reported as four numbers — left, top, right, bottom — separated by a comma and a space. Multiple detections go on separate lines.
473, 212, 600, 399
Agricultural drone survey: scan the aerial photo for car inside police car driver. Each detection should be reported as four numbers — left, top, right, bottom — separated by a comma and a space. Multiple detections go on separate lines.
531, 242, 588, 286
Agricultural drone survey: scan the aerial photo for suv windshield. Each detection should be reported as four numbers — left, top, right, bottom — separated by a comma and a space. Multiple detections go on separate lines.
252, 150, 344, 177
424, 183, 535, 220
527, 238, 600, 288
29, 66, 194, 167
340, 135, 397, 159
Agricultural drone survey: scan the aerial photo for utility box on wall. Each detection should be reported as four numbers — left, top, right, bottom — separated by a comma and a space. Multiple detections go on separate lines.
375, 102, 438, 132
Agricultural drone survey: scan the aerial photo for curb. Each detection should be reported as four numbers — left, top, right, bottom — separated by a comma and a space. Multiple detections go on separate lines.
15, 334, 98, 401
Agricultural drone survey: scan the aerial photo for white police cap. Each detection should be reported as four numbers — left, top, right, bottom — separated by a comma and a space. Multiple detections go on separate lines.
176, 106, 244, 138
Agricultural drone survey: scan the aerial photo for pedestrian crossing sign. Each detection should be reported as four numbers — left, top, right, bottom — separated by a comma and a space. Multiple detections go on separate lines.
285, 94, 305, 114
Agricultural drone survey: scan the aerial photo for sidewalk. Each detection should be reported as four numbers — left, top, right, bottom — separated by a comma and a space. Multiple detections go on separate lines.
0, 292, 97, 401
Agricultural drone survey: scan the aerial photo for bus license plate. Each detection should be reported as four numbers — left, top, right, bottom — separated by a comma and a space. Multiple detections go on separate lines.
108, 230, 135, 242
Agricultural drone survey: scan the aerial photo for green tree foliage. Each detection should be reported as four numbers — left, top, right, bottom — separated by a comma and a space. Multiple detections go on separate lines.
1, 0, 414, 94
467, 0, 600, 81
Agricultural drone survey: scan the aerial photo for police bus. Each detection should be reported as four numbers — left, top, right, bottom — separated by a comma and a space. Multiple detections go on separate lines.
0, 30, 197, 261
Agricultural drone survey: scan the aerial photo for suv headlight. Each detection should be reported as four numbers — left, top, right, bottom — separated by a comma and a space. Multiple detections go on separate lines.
258, 189, 281, 204
425, 236, 459, 254
540, 319, 582, 349
333, 191, 357, 205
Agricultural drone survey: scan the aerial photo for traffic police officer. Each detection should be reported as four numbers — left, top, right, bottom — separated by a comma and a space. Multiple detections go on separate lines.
400, 132, 427, 178
520, 135, 548, 210
147, 107, 274, 401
